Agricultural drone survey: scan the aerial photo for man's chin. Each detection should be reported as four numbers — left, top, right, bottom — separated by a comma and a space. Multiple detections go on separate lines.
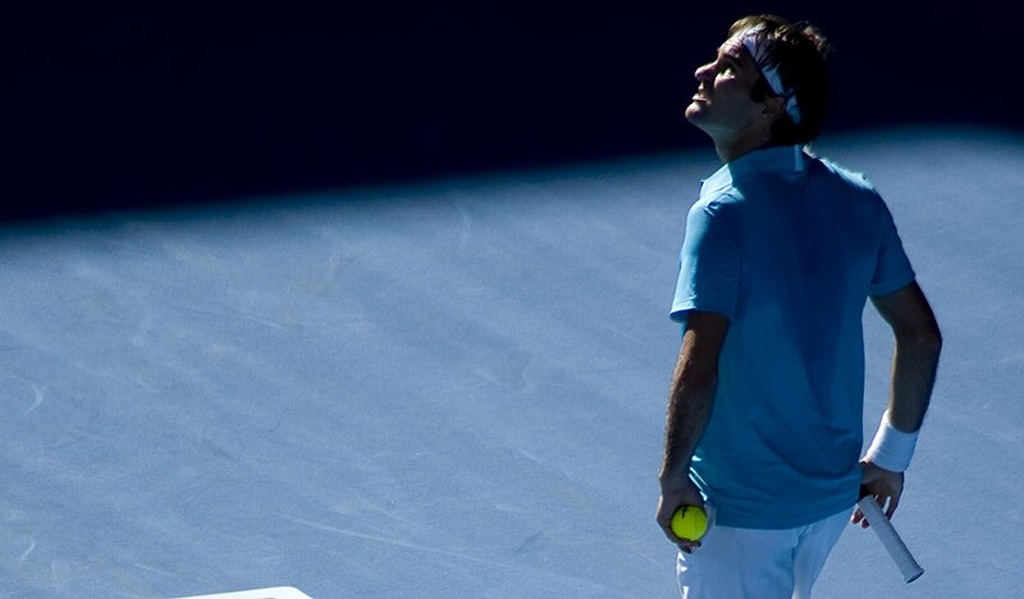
684, 104, 705, 124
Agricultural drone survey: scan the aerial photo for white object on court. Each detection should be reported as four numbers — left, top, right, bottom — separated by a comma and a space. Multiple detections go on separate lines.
175, 586, 311, 599
856, 495, 924, 583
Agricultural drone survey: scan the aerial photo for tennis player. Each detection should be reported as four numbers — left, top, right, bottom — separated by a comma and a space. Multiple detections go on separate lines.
655, 14, 942, 599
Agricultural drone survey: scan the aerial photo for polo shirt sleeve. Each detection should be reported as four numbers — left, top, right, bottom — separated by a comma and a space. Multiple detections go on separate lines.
868, 199, 916, 296
670, 199, 741, 323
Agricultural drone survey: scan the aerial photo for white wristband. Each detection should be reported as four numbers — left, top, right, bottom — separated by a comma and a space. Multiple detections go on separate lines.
864, 410, 919, 472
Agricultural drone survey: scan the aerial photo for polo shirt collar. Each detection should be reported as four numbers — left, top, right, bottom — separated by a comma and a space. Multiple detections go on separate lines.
701, 145, 807, 197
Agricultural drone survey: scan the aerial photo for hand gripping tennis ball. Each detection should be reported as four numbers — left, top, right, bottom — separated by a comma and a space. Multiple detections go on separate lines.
671, 505, 708, 541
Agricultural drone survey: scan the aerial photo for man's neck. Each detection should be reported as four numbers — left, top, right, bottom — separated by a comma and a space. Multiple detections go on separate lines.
713, 132, 771, 163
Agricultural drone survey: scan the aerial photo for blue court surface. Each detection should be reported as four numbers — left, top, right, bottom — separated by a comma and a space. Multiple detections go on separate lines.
2, 125, 1021, 597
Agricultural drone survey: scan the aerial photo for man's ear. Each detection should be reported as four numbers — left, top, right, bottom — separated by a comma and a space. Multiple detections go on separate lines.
760, 95, 785, 121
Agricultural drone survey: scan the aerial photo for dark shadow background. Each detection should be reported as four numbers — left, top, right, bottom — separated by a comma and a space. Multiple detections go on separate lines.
3, 2, 1018, 221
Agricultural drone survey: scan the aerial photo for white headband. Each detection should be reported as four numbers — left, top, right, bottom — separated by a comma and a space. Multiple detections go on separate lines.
737, 27, 801, 124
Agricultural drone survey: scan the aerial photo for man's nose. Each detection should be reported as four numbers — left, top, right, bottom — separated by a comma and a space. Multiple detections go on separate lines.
694, 63, 714, 81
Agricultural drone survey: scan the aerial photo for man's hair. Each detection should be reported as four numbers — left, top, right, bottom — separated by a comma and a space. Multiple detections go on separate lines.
728, 14, 833, 145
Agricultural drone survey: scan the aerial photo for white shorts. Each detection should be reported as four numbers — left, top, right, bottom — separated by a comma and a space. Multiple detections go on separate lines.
676, 507, 850, 599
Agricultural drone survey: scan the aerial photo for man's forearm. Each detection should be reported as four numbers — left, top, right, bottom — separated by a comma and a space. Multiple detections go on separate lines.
660, 311, 729, 484
660, 359, 717, 483
869, 282, 942, 435
887, 326, 942, 433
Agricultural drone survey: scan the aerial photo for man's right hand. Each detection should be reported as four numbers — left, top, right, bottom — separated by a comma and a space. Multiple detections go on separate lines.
853, 459, 904, 528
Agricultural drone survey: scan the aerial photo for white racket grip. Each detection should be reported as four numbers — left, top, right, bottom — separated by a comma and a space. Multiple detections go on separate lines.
857, 495, 924, 583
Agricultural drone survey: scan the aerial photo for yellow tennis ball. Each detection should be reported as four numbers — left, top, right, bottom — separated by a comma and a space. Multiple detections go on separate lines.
671, 505, 708, 541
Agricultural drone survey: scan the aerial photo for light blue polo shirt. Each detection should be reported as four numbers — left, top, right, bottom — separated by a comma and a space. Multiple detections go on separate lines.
670, 145, 915, 529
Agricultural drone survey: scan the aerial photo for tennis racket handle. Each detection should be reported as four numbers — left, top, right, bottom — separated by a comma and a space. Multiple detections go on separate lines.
857, 495, 924, 583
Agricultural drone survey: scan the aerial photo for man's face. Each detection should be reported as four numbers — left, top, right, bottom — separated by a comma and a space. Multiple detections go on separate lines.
684, 36, 767, 137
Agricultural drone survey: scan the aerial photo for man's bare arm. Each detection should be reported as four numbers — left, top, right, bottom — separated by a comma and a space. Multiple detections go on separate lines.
856, 281, 941, 524
870, 281, 942, 433
660, 311, 730, 481
657, 311, 729, 548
